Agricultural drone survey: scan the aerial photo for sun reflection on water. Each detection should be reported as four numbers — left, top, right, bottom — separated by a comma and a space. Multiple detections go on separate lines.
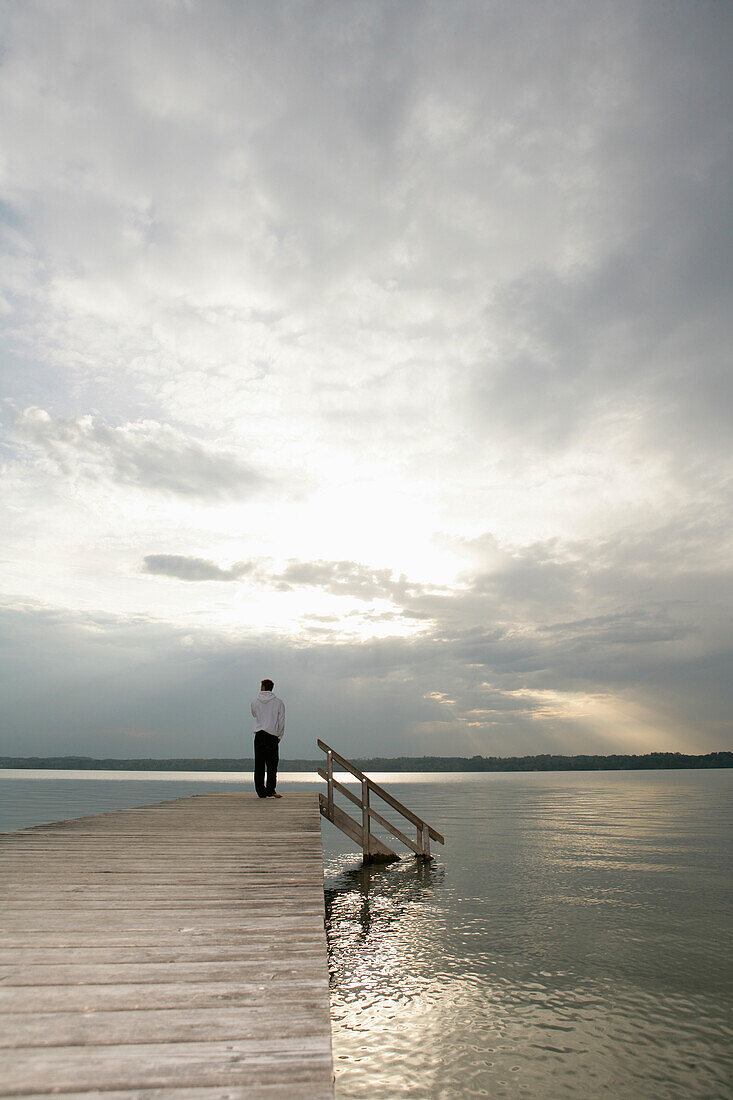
322, 772, 733, 1099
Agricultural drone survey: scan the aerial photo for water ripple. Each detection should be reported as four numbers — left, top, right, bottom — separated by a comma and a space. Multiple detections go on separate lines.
323, 771, 733, 1098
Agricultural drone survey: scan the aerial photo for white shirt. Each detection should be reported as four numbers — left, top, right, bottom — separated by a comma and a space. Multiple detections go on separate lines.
251, 690, 285, 740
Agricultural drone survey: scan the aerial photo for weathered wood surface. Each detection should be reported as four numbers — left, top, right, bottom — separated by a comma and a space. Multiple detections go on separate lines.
0, 792, 334, 1099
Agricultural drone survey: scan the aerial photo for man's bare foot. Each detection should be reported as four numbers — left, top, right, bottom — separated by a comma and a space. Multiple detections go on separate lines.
271, 792, 283, 798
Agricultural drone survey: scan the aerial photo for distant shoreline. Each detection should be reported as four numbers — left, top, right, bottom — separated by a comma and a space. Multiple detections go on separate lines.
1, 751, 731, 772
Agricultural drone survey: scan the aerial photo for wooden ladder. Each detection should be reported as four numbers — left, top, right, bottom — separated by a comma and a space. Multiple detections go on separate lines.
317, 739, 445, 863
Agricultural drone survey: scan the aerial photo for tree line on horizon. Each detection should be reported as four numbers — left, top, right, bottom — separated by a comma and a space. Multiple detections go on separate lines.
1, 751, 731, 772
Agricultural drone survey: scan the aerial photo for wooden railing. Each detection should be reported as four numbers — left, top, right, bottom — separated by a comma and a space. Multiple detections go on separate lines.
317, 740, 445, 863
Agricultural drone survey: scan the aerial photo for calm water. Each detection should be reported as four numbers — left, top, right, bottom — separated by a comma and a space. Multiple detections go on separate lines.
1, 769, 731, 1098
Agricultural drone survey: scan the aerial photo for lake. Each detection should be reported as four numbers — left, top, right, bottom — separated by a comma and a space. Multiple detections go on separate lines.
1, 769, 731, 1098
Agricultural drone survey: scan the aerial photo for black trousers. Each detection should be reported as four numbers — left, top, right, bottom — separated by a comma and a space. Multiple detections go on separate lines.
254, 730, 279, 797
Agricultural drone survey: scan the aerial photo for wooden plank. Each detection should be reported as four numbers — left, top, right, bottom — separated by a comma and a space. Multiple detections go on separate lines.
361, 778, 370, 859
0, 888, 325, 906
0, 960, 330, 986
0, 1041, 334, 1094
0, 942, 324, 965
0, 792, 334, 1099
318, 794, 363, 848
15, 1089, 336, 1100
0, 1005, 332, 1047
0, 914, 324, 932
0, 887, 327, 903
0, 981, 330, 1014
2, 884, 323, 897
0, 877, 325, 887
0, 915, 323, 940
0, 928, 321, 948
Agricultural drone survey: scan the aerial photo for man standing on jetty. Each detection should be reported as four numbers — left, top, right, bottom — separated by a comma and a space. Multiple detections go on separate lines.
251, 679, 285, 799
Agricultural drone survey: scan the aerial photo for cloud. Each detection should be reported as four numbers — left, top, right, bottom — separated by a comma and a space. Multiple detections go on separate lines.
472, 170, 733, 463
142, 555, 253, 582
139, 554, 428, 602
0, 2, 731, 758
465, 16, 733, 470
273, 559, 424, 601
13, 407, 270, 499
108, 508, 733, 753
1, 574, 730, 760
2, 1, 730, 497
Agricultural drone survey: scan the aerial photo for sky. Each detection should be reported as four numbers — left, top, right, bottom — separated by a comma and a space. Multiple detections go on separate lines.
1, 0, 732, 760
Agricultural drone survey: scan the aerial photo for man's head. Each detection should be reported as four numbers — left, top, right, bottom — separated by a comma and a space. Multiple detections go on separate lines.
261, 679, 274, 692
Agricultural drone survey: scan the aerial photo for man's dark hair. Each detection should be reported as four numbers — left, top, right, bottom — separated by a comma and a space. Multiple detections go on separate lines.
261, 678, 274, 692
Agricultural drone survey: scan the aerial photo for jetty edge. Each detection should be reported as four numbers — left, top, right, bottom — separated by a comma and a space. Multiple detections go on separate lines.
0, 791, 335, 1099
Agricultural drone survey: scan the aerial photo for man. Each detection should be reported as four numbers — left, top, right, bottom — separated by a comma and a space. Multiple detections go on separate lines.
251, 679, 285, 799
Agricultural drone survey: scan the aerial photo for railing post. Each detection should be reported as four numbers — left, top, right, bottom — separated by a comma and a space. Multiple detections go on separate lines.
418, 824, 430, 861
361, 778, 370, 861
327, 750, 334, 820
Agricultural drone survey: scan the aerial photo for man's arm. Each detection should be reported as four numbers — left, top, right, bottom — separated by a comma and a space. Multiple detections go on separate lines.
251, 701, 257, 720
277, 700, 285, 739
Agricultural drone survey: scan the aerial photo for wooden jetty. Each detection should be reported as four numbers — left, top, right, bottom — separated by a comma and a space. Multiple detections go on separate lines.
0, 792, 334, 1099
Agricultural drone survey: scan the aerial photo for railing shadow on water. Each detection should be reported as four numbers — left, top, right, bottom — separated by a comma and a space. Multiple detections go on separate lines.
324, 856, 445, 949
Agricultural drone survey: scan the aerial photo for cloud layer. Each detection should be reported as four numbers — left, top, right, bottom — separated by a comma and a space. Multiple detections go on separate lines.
14, 408, 270, 499
142, 555, 253, 582
1, 0, 731, 756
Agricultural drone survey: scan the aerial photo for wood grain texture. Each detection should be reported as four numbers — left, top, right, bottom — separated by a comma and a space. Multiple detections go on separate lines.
0, 792, 334, 1099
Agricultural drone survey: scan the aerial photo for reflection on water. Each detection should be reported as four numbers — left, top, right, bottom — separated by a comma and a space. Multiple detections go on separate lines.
326, 858, 445, 945
323, 772, 733, 1099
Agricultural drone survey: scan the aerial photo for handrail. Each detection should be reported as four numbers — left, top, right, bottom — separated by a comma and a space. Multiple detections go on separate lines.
317, 739, 445, 862
317, 740, 445, 842
316, 768, 362, 809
